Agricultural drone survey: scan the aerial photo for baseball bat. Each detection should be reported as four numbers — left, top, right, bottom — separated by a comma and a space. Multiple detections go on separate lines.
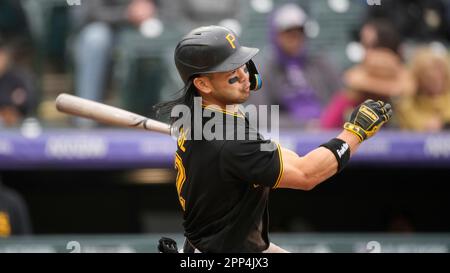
55, 93, 171, 135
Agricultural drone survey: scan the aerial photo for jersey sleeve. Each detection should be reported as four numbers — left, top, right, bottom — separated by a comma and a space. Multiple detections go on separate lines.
219, 139, 284, 188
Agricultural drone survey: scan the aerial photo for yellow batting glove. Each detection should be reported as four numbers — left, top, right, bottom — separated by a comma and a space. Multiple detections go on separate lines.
344, 99, 393, 142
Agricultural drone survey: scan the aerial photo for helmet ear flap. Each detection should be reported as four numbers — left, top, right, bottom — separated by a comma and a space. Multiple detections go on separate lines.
246, 60, 262, 91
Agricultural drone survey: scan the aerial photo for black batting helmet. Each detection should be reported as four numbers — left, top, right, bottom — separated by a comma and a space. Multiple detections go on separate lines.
174, 25, 262, 91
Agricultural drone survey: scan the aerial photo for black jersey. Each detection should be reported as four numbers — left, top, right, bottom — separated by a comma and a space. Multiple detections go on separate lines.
174, 106, 284, 253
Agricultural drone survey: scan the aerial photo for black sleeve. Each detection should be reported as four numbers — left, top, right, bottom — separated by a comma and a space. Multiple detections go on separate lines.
219, 139, 284, 188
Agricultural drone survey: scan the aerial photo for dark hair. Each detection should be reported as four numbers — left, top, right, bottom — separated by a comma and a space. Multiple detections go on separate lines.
362, 18, 402, 54
153, 80, 199, 125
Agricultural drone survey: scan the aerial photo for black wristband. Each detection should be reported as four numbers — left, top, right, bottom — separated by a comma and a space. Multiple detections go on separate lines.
320, 138, 351, 173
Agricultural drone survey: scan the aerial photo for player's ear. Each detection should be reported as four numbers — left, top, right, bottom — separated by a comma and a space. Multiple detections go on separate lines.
193, 76, 213, 95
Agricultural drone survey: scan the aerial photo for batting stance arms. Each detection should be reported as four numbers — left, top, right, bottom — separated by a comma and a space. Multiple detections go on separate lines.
278, 99, 392, 190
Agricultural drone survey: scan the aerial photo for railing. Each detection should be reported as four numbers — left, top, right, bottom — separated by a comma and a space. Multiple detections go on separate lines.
1, 129, 450, 169
0, 233, 448, 253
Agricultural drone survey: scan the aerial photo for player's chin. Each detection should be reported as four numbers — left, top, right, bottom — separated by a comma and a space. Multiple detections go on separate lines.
236, 92, 250, 103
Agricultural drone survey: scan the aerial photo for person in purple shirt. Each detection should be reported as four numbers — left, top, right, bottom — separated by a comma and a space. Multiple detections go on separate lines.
249, 3, 342, 129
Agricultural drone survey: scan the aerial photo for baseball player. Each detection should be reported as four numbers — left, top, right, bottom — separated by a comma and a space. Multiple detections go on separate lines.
156, 25, 392, 253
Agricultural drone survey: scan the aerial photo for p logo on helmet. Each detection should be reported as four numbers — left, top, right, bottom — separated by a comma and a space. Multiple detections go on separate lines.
174, 25, 262, 91
225, 33, 236, 49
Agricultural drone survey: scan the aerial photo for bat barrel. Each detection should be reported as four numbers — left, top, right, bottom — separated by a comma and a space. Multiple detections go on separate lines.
55, 93, 171, 135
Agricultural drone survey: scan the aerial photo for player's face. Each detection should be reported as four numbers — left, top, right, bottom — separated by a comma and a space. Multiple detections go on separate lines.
208, 65, 251, 105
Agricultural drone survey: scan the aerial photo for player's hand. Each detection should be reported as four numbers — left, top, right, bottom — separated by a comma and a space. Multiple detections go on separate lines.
343, 99, 393, 142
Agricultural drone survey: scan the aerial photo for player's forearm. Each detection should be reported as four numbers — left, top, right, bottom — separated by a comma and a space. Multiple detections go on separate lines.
279, 130, 360, 190
279, 146, 339, 190
301, 148, 340, 186
278, 147, 338, 190
302, 130, 361, 187
336, 129, 361, 156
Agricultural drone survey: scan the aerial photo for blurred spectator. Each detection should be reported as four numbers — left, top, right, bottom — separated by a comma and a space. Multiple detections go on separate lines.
359, 19, 403, 55
70, 0, 157, 127
0, 36, 36, 127
0, 0, 33, 68
396, 47, 450, 132
321, 20, 415, 129
0, 179, 32, 236
0, 0, 30, 43
250, 3, 342, 129
365, 0, 450, 43
158, 0, 242, 33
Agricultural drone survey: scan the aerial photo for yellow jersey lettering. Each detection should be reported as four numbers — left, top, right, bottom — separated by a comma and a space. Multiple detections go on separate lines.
177, 128, 187, 152
175, 153, 187, 211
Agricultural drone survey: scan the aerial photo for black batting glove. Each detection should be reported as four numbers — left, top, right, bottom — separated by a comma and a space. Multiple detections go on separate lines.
343, 99, 393, 142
